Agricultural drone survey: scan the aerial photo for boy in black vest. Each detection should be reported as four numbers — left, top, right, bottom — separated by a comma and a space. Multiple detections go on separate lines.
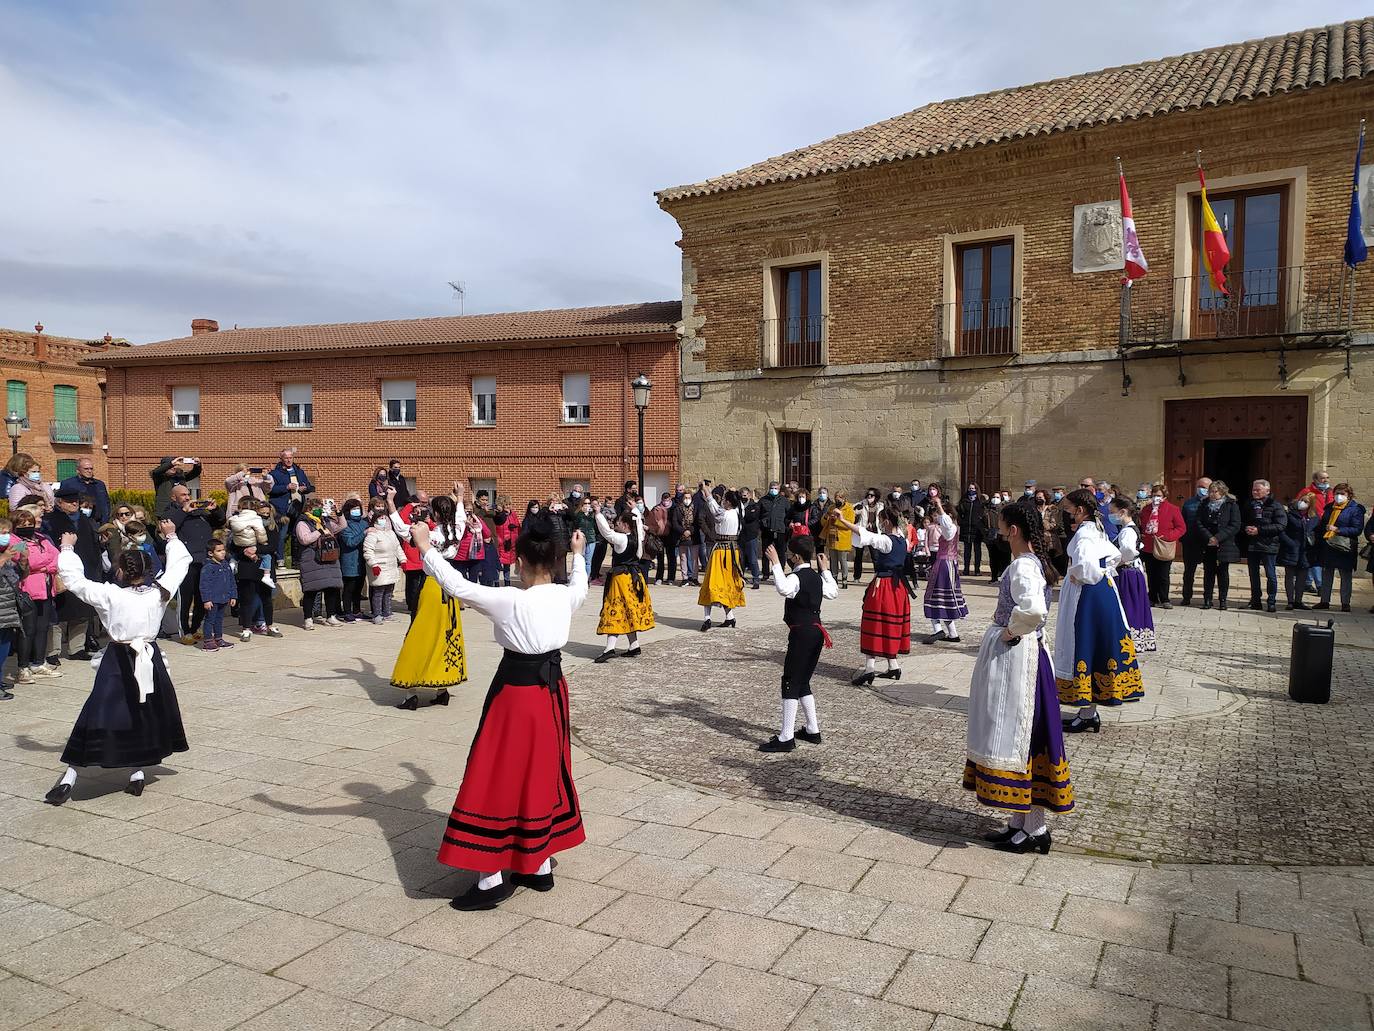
760, 535, 838, 753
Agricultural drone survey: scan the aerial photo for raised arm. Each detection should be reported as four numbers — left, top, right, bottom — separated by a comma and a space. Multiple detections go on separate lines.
594, 511, 628, 552
849, 525, 893, 553
156, 537, 193, 598
937, 513, 957, 540
56, 544, 118, 623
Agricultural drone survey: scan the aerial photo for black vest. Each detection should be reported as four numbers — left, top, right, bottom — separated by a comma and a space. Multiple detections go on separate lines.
872, 534, 908, 577
783, 567, 824, 627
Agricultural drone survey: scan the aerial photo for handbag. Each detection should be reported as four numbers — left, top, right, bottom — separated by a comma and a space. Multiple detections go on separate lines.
317, 534, 341, 563
1152, 537, 1177, 562
1326, 534, 1354, 555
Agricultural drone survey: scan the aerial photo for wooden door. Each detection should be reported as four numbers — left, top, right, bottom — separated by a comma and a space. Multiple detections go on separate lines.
1164, 396, 1308, 503
778, 430, 812, 488
959, 427, 1002, 493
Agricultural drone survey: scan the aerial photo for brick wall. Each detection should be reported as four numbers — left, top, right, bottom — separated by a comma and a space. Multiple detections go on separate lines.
99, 336, 681, 502
2, 328, 120, 481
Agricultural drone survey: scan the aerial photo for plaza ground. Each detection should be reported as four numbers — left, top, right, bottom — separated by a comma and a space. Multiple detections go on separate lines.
1, 569, 1372, 1030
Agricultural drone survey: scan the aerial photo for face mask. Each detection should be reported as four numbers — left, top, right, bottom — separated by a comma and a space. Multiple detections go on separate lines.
890, 492, 901, 500
1108, 512, 1124, 525
346, 508, 362, 519
571, 491, 581, 499
910, 484, 919, 491
27, 470, 41, 481
1024, 488, 1034, 497
80, 507, 92, 517
768, 488, 779, 497
374, 518, 389, 528
818, 493, 828, 502
1151, 495, 1163, 503
132, 534, 147, 544
967, 490, 976, 498
798, 496, 808, 504
1047, 492, 1060, 502
1136, 490, 1149, 500
1318, 482, 1330, 490
1198, 487, 1209, 497
0, 534, 9, 547
1335, 494, 1349, 504
1296, 501, 1309, 511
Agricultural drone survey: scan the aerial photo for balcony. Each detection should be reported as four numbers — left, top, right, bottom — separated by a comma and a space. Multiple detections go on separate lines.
1123, 261, 1355, 348
759, 315, 827, 369
49, 420, 95, 444
934, 296, 1020, 357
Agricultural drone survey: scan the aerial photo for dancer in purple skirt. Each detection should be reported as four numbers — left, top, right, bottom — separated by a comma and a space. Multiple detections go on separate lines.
1109, 498, 1156, 652
922, 496, 969, 644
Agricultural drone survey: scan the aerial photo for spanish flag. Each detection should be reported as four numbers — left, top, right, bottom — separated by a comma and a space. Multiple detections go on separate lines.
1198, 165, 1230, 295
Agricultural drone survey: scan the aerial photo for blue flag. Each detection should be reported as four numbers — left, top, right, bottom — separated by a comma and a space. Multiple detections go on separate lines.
1345, 123, 1367, 267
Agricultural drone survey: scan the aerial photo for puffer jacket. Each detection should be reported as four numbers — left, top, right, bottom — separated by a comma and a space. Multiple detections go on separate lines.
339, 513, 369, 577
296, 514, 345, 591
363, 526, 402, 587
1278, 507, 1318, 568
14, 530, 60, 600
0, 557, 24, 629
493, 514, 520, 565
1241, 495, 1286, 556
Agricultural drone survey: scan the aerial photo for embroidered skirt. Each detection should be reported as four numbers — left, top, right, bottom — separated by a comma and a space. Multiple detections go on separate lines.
963, 644, 1075, 813
859, 576, 911, 658
924, 558, 969, 622
437, 650, 585, 874
390, 574, 468, 693
1056, 579, 1144, 706
698, 542, 745, 610
62, 643, 188, 769
1117, 566, 1156, 652
597, 572, 655, 635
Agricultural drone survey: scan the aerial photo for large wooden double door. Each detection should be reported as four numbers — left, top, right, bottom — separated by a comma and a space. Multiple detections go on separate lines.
1164, 396, 1308, 503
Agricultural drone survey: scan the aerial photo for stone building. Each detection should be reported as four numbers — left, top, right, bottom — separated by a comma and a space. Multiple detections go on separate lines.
2, 325, 128, 480
656, 18, 1374, 500
86, 303, 682, 504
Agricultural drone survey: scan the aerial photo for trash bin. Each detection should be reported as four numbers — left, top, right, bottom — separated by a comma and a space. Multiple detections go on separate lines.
1288, 620, 1334, 704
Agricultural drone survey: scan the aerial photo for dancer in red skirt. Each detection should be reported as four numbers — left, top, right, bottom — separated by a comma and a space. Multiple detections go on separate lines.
411, 514, 590, 911
836, 506, 914, 686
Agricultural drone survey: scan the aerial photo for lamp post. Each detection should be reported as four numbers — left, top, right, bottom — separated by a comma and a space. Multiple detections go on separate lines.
631, 373, 652, 500
5, 410, 23, 456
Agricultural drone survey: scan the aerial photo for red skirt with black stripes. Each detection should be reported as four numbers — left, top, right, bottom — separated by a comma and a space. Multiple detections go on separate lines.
859, 576, 912, 658
437, 651, 585, 874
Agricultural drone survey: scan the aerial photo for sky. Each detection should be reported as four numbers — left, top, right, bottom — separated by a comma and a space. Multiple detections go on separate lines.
0, 0, 1367, 344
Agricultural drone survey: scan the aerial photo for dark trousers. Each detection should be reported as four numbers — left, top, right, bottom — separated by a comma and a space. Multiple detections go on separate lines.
19, 597, 52, 668
654, 545, 675, 583
1202, 551, 1229, 603
853, 546, 872, 581
342, 574, 365, 616
500, 562, 512, 586
1282, 566, 1306, 607
369, 585, 395, 619
743, 537, 762, 586
256, 579, 275, 627
591, 542, 607, 579
962, 534, 983, 573
987, 539, 1011, 580
781, 624, 825, 700
1181, 554, 1202, 603
179, 562, 205, 635
1248, 553, 1278, 605
301, 588, 341, 620
1319, 565, 1354, 607
203, 601, 228, 640
404, 569, 424, 620
1144, 554, 1173, 604
236, 579, 261, 628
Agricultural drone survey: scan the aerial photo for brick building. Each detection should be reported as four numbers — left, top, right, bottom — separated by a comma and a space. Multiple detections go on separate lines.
656, 19, 1374, 500
88, 302, 682, 504
2, 325, 127, 479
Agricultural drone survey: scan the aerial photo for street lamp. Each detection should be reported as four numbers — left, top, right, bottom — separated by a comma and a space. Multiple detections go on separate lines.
631, 373, 652, 500
5, 410, 23, 456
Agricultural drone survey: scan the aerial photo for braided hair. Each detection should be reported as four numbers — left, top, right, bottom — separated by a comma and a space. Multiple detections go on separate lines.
516, 510, 563, 572
429, 496, 459, 548
1063, 487, 1103, 532
115, 547, 153, 587
1001, 498, 1060, 587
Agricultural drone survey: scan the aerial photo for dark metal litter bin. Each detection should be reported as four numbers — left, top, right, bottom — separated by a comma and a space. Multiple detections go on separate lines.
1288, 620, 1334, 704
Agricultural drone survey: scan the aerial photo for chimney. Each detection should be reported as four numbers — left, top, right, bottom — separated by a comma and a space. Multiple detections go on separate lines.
191, 318, 219, 336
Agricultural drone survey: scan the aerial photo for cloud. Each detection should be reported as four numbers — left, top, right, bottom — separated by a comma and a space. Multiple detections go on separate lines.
0, 0, 1364, 342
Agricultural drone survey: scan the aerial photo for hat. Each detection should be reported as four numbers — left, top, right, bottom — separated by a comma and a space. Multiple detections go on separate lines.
54, 485, 82, 500
1023, 479, 1037, 488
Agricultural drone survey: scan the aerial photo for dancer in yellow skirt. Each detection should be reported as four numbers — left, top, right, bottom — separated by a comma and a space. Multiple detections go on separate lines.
593, 497, 655, 662
388, 489, 468, 710
698, 484, 745, 631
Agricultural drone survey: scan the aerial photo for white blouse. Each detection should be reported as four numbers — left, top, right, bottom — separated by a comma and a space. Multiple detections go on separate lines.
595, 510, 643, 559
390, 502, 463, 560
422, 548, 588, 654
704, 494, 741, 536
771, 563, 840, 600
1066, 521, 1121, 585
1116, 524, 1143, 569
936, 513, 957, 541
850, 525, 894, 554
999, 554, 1050, 637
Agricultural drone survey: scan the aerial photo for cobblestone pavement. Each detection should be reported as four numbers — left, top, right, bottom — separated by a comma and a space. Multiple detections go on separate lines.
1, 574, 1372, 1031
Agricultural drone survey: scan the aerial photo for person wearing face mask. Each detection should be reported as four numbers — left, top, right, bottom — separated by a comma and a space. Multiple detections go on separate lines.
43, 486, 108, 660
1241, 479, 1286, 613
0, 517, 28, 697
59, 457, 110, 525
1179, 476, 1213, 606
1278, 494, 1319, 610
692, 480, 718, 576
983, 492, 1011, 583
6, 455, 55, 512
956, 484, 985, 577
756, 481, 787, 556
907, 479, 929, 512
1138, 483, 1185, 608
337, 498, 370, 622
1313, 483, 1365, 613
852, 488, 883, 584
1195, 480, 1241, 610
1108, 498, 1155, 652
492, 496, 521, 588
1295, 470, 1334, 596
670, 489, 697, 586
738, 487, 763, 589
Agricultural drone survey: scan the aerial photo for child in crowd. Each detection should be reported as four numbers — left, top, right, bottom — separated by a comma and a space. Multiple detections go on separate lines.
759, 535, 837, 752
364, 509, 401, 623
198, 540, 237, 650
229, 498, 276, 588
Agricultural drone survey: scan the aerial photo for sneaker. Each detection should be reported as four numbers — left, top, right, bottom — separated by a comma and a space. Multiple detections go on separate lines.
16, 668, 35, 685
373, 616, 384, 625
302, 620, 316, 631
216, 637, 235, 649
239, 629, 253, 642
313, 616, 328, 625
261, 574, 276, 590
325, 616, 344, 627
201, 640, 219, 651
32, 664, 64, 678
266, 625, 283, 638
341, 613, 357, 623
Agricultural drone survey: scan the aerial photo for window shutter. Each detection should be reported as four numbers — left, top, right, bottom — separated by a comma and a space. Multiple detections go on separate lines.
6, 380, 27, 420
53, 385, 78, 423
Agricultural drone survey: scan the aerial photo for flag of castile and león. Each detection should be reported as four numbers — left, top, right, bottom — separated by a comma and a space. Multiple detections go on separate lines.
1118, 164, 1148, 283
1197, 164, 1231, 295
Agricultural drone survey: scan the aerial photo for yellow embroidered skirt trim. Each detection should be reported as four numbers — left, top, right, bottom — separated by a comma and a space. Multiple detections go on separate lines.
698, 544, 745, 610
1056, 664, 1145, 706
597, 573, 656, 635
962, 754, 1076, 813
390, 575, 468, 692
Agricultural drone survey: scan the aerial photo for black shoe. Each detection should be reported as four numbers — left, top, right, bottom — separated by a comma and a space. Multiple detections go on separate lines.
1313, 602, 1331, 610
993, 830, 1052, 855
1179, 598, 1191, 607
512, 871, 555, 892
70, 650, 93, 661
396, 694, 419, 711
1202, 601, 1213, 610
1247, 601, 1262, 610
1284, 603, 1295, 610
46, 656, 61, 667
851, 670, 877, 687
1266, 602, 1276, 613
450, 878, 518, 911
0, 688, 12, 701
983, 825, 1019, 844
1294, 602, 1309, 610
1218, 600, 1228, 611
1062, 713, 1101, 734
877, 668, 902, 681
841, 582, 848, 590
947, 635, 961, 643
125, 778, 145, 797
699, 620, 712, 632
1341, 604, 1351, 613
722, 618, 737, 629
44, 780, 72, 806
794, 728, 823, 745
923, 631, 947, 645
625, 647, 641, 658
594, 650, 617, 663
751, 583, 760, 591
431, 690, 450, 707
1159, 601, 1173, 610
759, 735, 796, 753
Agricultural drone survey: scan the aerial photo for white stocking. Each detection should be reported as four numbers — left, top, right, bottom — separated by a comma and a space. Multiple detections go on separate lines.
724, 607, 734, 620
626, 631, 638, 648
800, 695, 819, 733
779, 699, 799, 740
886, 657, 899, 671
477, 871, 503, 891
1023, 806, 1048, 837
60, 766, 78, 787
602, 636, 619, 653
535, 858, 552, 875
703, 606, 713, 620
865, 657, 877, 673
946, 620, 959, 637
930, 619, 943, 633
129, 770, 144, 783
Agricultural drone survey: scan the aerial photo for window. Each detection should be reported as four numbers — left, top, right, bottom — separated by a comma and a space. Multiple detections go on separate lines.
56, 459, 79, 480
281, 383, 313, 428
562, 372, 590, 424
381, 379, 417, 426
51, 385, 83, 443
959, 428, 1002, 494
472, 375, 496, 425
560, 477, 591, 497
1193, 185, 1289, 337
6, 380, 27, 423
955, 239, 1015, 356
777, 263, 824, 367
171, 385, 200, 429
777, 430, 812, 488
470, 478, 497, 507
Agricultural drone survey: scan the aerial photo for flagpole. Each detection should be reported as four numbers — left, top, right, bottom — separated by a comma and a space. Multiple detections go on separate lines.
1349, 119, 1367, 341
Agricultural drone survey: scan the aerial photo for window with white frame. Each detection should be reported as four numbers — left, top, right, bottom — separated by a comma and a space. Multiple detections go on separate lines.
381, 379, 417, 426
469, 478, 497, 507
171, 385, 200, 429
281, 382, 313, 427
561, 372, 590, 424
472, 375, 496, 425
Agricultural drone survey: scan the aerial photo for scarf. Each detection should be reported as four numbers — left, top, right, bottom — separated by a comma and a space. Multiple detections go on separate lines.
1323, 500, 1349, 540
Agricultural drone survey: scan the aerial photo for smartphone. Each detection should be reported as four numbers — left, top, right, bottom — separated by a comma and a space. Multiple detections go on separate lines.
249, 467, 263, 474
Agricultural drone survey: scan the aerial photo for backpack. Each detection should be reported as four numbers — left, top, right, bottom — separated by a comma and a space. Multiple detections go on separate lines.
645, 505, 669, 537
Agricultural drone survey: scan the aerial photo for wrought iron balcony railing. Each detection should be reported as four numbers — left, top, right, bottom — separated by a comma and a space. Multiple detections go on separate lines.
49, 420, 95, 444
1124, 261, 1355, 347
933, 296, 1020, 357
759, 314, 827, 369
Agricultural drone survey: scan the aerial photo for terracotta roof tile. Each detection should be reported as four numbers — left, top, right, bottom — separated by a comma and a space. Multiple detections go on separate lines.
657, 18, 1374, 202
87, 301, 682, 365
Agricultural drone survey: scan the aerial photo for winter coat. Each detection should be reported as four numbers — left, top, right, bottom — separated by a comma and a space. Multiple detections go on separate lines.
339, 513, 369, 577
1181, 493, 1208, 560
1240, 495, 1286, 556
363, 526, 402, 587
494, 514, 520, 565
693, 490, 717, 545
1316, 500, 1366, 573
822, 503, 855, 552
394, 504, 431, 572
268, 462, 314, 516
14, 529, 59, 601
8, 476, 53, 510
225, 470, 271, 511
228, 510, 268, 549
1138, 498, 1186, 556
956, 494, 984, 534
1196, 498, 1242, 563
0, 555, 25, 630
739, 500, 761, 543
198, 559, 238, 605
58, 474, 111, 524
757, 493, 788, 535
42, 508, 106, 582
853, 501, 883, 541
150, 457, 202, 513
295, 514, 345, 591
669, 500, 692, 546
1278, 507, 1319, 569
